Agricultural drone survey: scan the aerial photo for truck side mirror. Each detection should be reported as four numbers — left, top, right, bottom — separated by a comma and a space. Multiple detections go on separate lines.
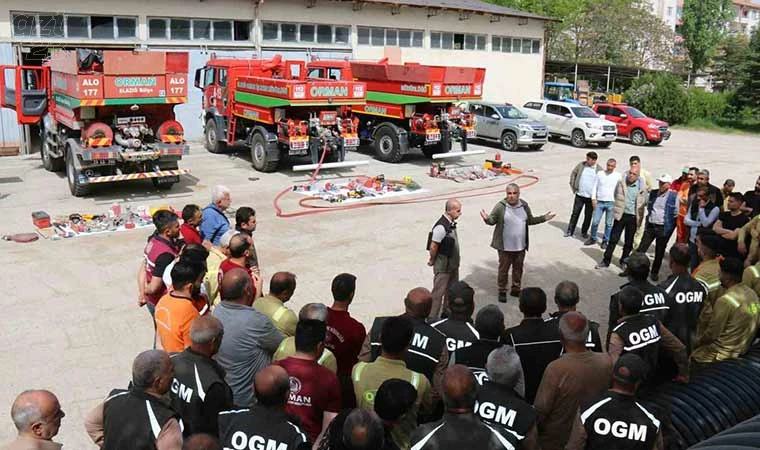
194, 68, 202, 89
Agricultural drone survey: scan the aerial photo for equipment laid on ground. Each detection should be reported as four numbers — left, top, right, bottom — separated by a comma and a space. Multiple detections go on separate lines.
311, 59, 484, 163
0, 49, 191, 196
196, 55, 368, 172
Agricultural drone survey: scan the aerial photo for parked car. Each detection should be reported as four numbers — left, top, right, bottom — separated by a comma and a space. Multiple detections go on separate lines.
464, 102, 548, 151
522, 100, 617, 148
592, 103, 671, 146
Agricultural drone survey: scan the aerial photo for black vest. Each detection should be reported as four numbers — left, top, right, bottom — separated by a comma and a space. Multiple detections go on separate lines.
429, 215, 460, 273
608, 281, 670, 344
504, 319, 563, 404
474, 381, 536, 442
431, 318, 480, 355
612, 314, 661, 379
547, 311, 603, 352
452, 339, 502, 385
218, 405, 309, 450
103, 388, 180, 450
369, 315, 445, 383
660, 274, 706, 353
169, 348, 232, 436
580, 391, 661, 450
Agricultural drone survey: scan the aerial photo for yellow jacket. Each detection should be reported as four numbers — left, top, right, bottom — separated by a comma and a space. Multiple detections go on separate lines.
253, 295, 298, 337
743, 264, 760, 297
204, 247, 226, 307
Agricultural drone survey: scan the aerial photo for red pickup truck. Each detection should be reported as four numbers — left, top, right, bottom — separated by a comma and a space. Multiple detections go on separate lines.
592, 103, 670, 146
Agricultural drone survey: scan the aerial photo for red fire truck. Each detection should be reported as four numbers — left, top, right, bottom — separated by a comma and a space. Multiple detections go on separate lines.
196, 55, 366, 172
0, 50, 190, 196
310, 59, 485, 162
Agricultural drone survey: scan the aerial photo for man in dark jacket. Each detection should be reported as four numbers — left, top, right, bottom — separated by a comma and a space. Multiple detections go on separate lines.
566, 152, 601, 239
481, 183, 555, 302
635, 174, 678, 282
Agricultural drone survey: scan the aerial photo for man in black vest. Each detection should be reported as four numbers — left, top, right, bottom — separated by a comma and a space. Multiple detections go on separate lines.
546, 281, 602, 352
432, 281, 480, 356
504, 287, 562, 404
451, 305, 524, 395
659, 243, 706, 354
359, 287, 448, 403
428, 199, 462, 320
85, 350, 183, 450
409, 365, 520, 450
608, 253, 671, 345
608, 286, 689, 388
169, 316, 232, 437
566, 353, 664, 450
475, 346, 539, 450
218, 365, 310, 450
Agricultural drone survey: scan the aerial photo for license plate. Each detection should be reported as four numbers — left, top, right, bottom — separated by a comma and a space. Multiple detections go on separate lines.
603, 133, 616, 139
465, 128, 476, 138
534, 131, 546, 137
426, 131, 441, 142
343, 136, 359, 147
290, 138, 309, 151
155, 175, 179, 184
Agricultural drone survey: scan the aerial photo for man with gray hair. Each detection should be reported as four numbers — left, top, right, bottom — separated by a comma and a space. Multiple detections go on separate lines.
273, 303, 339, 372
688, 168, 723, 209
200, 185, 232, 246
533, 312, 612, 450
474, 346, 539, 450
481, 183, 555, 302
85, 350, 183, 449
342, 409, 386, 450
427, 198, 463, 319
3, 390, 65, 450
169, 316, 233, 437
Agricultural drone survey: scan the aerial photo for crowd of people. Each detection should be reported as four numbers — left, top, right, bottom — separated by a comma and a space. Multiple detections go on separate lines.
5, 168, 760, 450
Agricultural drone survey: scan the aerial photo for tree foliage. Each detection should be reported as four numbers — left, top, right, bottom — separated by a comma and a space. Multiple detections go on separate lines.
679, 0, 734, 73
712, 34, 750, 92
624, 73, 692, 124
738, 28, 760, 111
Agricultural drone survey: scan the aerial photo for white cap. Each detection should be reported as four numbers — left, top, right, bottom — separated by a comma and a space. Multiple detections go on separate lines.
657, 173, 673, 183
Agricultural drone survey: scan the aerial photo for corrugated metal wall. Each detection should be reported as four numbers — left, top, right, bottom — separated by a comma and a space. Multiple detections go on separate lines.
0, 43, 20, 149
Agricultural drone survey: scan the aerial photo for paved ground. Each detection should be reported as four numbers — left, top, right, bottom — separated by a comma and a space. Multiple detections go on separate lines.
0, 129, 759, 447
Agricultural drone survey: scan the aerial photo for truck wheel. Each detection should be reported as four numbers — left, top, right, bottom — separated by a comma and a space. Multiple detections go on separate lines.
528, 144, 544, 151
500, 131, 518, 152
631, 129, 647, 146
597, 141, 612, 148
250, 132, 278, 172
373, 127, 403, 163
571, 129, 587, 148
66, 147, 89, 197
205, 118, 227, 154
42, 139, 64, 172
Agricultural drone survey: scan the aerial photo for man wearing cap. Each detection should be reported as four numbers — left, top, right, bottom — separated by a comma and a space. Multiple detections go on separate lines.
565, 353, 665, 450
634, 174, 678, 282
431, 281, 480, 356
566, 152, 601, 239
692, 257, 760, 365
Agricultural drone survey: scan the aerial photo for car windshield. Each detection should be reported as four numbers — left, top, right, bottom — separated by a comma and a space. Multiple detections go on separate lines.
572, 107, 599, 118
495, 105, 528, 119
626, 107, 647, 118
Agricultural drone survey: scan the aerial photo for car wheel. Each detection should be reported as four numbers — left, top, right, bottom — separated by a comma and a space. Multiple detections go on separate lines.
571, 129, 587, 148
631, 129, 647, 146
500, 131, 518, 152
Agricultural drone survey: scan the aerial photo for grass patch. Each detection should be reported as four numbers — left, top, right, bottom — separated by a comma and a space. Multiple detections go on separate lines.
675, 117, 760, 134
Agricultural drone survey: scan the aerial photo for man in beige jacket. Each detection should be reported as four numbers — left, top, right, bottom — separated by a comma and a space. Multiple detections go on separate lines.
596, 169, 647, 269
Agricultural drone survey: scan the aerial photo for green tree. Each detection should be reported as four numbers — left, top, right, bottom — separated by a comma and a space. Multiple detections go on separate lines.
738, 28, 760, 110
712, 34, 750, 91
625, 73, 692, 124
680, 0, 734, 73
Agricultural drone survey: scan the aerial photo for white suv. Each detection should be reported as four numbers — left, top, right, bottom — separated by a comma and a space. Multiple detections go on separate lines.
522, 100, 618, 148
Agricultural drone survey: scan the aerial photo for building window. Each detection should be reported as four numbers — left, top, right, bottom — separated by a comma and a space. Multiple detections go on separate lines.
431, 32, 485, 50
358, 26, 423, 47
148, 17, 250, 41
492, 35, 541, 54
11, 12, 138, 40
667, 6, 674, 17
262, 22, 350, 45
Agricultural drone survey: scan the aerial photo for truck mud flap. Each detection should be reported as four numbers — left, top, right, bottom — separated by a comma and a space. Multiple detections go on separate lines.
397, 130, 410, 155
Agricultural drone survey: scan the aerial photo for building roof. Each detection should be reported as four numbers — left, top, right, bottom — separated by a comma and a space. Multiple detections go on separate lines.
345, 0, 556, 21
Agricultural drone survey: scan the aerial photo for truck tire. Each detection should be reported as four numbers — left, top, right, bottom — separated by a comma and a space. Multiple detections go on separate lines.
373, 126, 403, 163
41, 138, 64, 172
500, 131, 518, 152
205, 118, 227, 154
250, 132, 278, 172
631, 129, 647, 146
571, 129, 587, 148
66, 146, 89, 197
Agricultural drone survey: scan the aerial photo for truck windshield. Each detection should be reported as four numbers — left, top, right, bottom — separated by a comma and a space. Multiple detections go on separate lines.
495, 105, 527, 119
572, 107, 599, 118
626, 107, 647, 118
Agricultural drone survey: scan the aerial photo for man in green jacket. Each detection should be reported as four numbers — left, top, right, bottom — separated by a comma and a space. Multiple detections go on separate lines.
481, 183, 555, 303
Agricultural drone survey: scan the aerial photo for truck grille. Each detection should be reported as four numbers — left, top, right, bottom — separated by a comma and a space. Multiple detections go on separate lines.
603, 125, 616, 132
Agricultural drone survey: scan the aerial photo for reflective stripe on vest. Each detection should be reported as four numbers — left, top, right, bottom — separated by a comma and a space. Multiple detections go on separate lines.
272, 306, 288, 322
410, 372, 420, 390
318, 350, 329, 365
353, 362, 367, 382
750, 266, 760, 278
723, 294, 740, 308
